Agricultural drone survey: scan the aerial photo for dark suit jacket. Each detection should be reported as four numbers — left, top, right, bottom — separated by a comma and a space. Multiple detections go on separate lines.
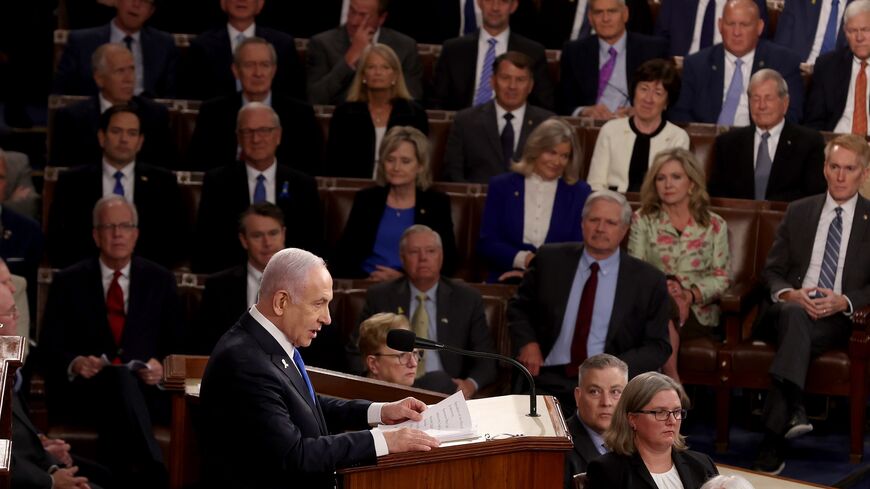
762, 194, 870, 311
535, 0, 654, 49
333, 185, 458, 278
654, 0, 769, 56
325, 99, 429, 178
50, 95, 175, 168
670, 40, 804, 124
709, 122, 826, 202
11, 395, 59, 489
773, 0, 849, 62
354, 277, 498, 387
385, 0, 538, 44
565, 413, 604, 489
191, 265, 248, 355
444, 101, 554, 183
508, 243, 671, 378
193, 162, 324, 273
432, 31, 555, 111
180, 24, 306, 101
586, 449, 717, 489
200, 311, 375, 489
187, 92, 322, 174
0, 206, 43, 292
256, 1, 343, 39
479, 172, 592, 281
804, 47, 861, 131
45, 163, 186, 269
558, 32, 668, 115
53, 23, 178, 98
306, 26, 423, 105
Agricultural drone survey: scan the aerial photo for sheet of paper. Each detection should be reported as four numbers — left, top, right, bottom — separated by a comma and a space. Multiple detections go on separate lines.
377, 391, 477, 441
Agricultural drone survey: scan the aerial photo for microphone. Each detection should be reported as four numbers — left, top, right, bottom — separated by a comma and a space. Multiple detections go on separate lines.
387, 329, 540, 417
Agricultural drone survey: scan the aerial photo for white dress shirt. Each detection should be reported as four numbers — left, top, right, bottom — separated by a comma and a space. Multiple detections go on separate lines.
459, 0, 483, 35
753, 118, 785, 168
110, 21, 144, 95
99, 93, 117, 113
834, 57, 870, 135
495, 102, 526, 151
473, 28, 510, 98
340, 0, 350, 24
245, 160, 278, 203
722, 49, 755, 127
570, 0, 591, 40
802, 192, 857, 295
102, 160, 135, 201
228, 22, 256, 53
100, 259, 131, 311
246, 263, 263, 308
689, 0, 725, 54
806, 0, 845, 64
514, 173, 558, 269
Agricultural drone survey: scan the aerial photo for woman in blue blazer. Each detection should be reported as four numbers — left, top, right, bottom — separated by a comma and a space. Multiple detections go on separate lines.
478, 118, 591, 283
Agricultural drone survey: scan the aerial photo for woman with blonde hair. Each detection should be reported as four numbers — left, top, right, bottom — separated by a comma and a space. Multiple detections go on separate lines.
358, 313, 421, 386
627, 148, 730, 382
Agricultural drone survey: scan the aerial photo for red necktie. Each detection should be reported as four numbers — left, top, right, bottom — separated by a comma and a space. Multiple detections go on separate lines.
853, 61, 868, 136
567, 262, 599, 377
106, 270, 125, 364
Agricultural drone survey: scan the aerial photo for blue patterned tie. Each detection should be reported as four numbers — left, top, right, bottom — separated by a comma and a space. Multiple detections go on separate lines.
818, 207, 843, 290
292, 348, 317, 404
717, 58, 744, 126
253, 174, 266, 203
473, 38, 498, 106
464, 0, 477, 35
113, 171, 125, 196
820, 0, 840, 55
754, 132, 772, 200
700, 0, 717, 49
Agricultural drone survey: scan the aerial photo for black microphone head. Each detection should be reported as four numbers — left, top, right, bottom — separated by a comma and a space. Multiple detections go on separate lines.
386, 329, 416, 352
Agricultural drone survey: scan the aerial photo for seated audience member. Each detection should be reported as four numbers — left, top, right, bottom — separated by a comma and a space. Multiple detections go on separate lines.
0, 149, 39, 219
433, 0, 554, 110
752, 135, 870, 474
671, 0, 804, 125
334, 126, 457, 279
0, 150, 43, 311
655, 0, 768, 56
585, 372, 718, 488
587, 59, 689, 192
306, 0, 423, 105
628, 148, 730, 382
194, 102, 323, 273
187, 37, 322, 174
384, 0, 482, 44
47, 105, 185, 270
355, 226, 497, 397
51, 43, 174, 168
534, 0, 654, 50
558, 0, 668, 117
701, 475, 756, 489
773, 0, 846, 65
40, 196, 183, 488
564, 354, 628, 489
326, 44, 429, 178
181, 0, 305, 101
710, 69, 826, 202
804, 0, 870, 134
508, 190, 671, 411
358, 313, 423, 386
478, 118, 591, 283
0, 259, 30, 346
53, 0, 178, 98
444, 51, 555, 184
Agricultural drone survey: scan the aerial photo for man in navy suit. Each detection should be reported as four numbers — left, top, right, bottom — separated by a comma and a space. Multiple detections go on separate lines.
773, 0, 849, 64
200, 247, 439, 489
670, 0, 803, 125
53, 0, 178, 98
181, 0, 306, 101
558, 0, 668, 116
655, 0, 768, 56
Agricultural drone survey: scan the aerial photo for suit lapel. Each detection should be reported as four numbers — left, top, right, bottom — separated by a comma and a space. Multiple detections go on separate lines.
507, 174, 526, 247
834, 49, 855, 117
605, 252, 633, 345
738, 127, 758, 196
545, 180, 570, 242
124, 258, 147, 351
844, 196, 870, 289
518, 108, 541, 151
768, 123, 796, 192
140, 28, 156, 95
434, 279, 455, 368
482, 102, 504, 160
752, 40, 769, 73
630, 451, 659, 489
86, 259, 116, 352
395, 278, 412, 316
711, 46, 726, 116
799, 195, 828, 276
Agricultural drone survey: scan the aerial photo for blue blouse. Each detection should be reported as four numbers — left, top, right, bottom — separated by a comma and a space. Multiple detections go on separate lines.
361, 205, 415, 274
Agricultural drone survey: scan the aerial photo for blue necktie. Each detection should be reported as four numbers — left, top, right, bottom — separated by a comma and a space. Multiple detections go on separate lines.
818, 207, 843, 290
820, 0, 841, 55
292, 348, 316, 404
235, 33, 246, 91
754, 132, 772, 200
113, 171, 125, 196
717, 58, 744, 126
473, 38, 498, 106
700, 0, 717, 49
463, 0, 477, 35
253, 174, 266, 203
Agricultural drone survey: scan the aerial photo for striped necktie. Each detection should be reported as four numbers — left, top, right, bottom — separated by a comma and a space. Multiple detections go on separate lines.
818, 207, 843, 291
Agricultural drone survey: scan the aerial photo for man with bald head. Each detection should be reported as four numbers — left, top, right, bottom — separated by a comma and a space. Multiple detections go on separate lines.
201, 248, 440, 488
51, 42, 174, 168
671, 0, 803, 125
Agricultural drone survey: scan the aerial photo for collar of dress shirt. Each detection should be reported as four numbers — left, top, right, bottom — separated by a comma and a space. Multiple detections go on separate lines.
598, 31, 627, 56
99, 257, 132, 278
755, 117, 785, 138
245, 159, 278, 181
578, 415, 609, 455
495, 101, 527, 126
110, 19, 141, 41
724, 48, 756, 67
409, 281, 439, 301
102, 159, 135, 181
228, 22, 256, 41
823, 189, 859, 219
526, 171, 559, 189
242, 90, 273, 107
581, 246, 621, 273
247, 261, 264, 281
250, 304, 298, 358
99, 93, 123, 113
480, 27, 510, 48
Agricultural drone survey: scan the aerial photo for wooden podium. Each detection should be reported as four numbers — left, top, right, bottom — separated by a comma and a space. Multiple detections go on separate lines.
339, 395, 572, 489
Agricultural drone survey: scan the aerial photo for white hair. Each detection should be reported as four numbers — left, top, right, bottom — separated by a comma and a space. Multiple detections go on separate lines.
700, 475, 755, 489
845, 0, 870, 25
259, 248, 326, 303
236, 101, 282, 131
582, 190, 632, 226
92, 195, 139, 227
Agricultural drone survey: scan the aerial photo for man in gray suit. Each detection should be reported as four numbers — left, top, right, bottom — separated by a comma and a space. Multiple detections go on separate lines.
753, 134, 870, 474
0, 150, 39, 219
353, 225, 498, 397
306, 0, 423, 105
444, 51, 555, 183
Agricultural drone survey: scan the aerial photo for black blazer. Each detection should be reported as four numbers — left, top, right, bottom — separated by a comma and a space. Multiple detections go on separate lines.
565, 413, 605, 489
558, 32, 668, 115
432, 31, 555, 111
11, 395, 59, 489
804, 47, 861, 131
325, 99, 429, 178
508, 243, 671, 378
534, 0, 654, 49
50, 95, 175, 168
193, 162, 324, 273
333, 186, 458, 278
187, 92, 323, 174
180, 24, 306, 101
586, 449, 718, 489
709, 122, 826, 202
200, 311, 375, 489
45, 162, 186, 269
53, 23, 178, 98
0, 207, 43, 294
191, 264, 248, 355
444, 101, 555, 183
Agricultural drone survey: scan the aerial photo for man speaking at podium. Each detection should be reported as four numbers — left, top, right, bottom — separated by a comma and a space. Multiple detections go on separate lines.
200, 248, 439, 488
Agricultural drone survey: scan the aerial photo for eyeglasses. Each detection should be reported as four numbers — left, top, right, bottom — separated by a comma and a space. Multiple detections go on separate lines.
238, 127, 278, 139
634, 409, 688, 421
94, 222, 137, 233
372, 350, 424, 364
0, 305, 18, 329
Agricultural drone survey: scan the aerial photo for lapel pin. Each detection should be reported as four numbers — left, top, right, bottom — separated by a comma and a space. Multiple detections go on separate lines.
759, 61, 766, 67
527, 120, 533, 126
420, 208, 427, 214
397, 306, 405, 315
712, 65, 717, 71
864, 214, 868, 221
514, 191, 520, 197
140, 175, 148, 182
281, 358, 289, 369
441, 318, 448, 323
2, 230, 11, 240
279, 181, 290, 200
